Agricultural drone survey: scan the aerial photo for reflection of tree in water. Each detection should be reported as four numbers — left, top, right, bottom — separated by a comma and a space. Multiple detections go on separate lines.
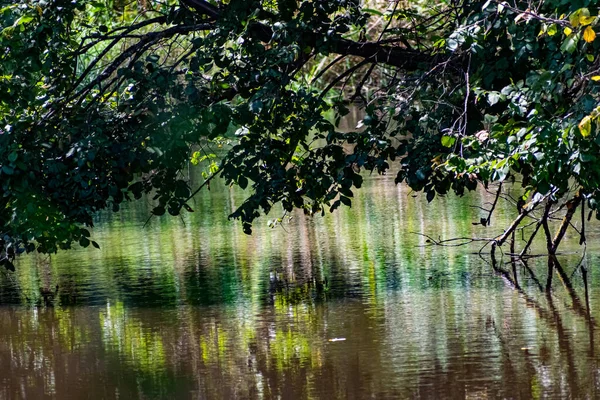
0, 272, 22, 304
183, 260, 242, 306
110, 262, 179, 307
1, 172, 600, 397
0, 306, 195, 399
484, 254, 597, 398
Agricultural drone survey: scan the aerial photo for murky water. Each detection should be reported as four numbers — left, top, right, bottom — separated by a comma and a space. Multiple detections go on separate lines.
2, 170, 600, 399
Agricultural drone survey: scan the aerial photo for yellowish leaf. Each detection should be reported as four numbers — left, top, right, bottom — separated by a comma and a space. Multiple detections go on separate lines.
579, 115, 592, 138
587, 54, 595, 62
547, 24, 558, 36
538, 24, 547, 37
591, 76, 600, 81
580, 15, 596, 26
564, 27, 573, 36
584, 26, 596, 43
571, 8, 591, 27
570, 12, 581, 27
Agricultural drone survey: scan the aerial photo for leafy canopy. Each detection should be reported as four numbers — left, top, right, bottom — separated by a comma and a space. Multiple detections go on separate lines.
1, 0, 600, 267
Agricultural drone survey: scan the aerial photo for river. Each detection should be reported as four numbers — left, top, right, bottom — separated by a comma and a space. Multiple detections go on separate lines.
1, 169, 599, 399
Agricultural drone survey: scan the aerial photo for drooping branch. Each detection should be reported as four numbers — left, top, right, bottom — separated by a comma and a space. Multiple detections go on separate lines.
311, 55, 348, 84
65, 22, 214, 107
181, 0, 220, 19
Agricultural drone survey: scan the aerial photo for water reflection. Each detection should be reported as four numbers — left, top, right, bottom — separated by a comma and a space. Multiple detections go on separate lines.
2, 171, 600, 398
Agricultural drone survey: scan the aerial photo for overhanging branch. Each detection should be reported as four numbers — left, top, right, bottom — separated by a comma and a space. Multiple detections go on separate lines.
180, 0, 443, 71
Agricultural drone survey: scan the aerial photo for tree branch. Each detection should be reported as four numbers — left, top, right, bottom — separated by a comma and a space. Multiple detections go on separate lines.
550, 193, 582, 254
181, 0, 442, 71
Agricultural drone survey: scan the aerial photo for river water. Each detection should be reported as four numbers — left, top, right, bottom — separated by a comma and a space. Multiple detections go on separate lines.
1, 170, 600, 399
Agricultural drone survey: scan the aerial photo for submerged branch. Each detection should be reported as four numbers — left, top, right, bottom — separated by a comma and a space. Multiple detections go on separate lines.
411, 232, 492, 247
420, 190, 584, 260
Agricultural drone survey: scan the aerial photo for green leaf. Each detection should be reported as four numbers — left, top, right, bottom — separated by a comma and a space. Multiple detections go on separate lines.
560, 35, 578, 54
362, 8, 383, 16
339, 196, 351, 207
494, 165, 509, 182
441, 136, 456, 147
238, 175, 248, 189
426, 190, 435, 203
537, 182, 550, 195
152, 206, 166, 216
13, 15, 34, 27
487, 92, 501, 106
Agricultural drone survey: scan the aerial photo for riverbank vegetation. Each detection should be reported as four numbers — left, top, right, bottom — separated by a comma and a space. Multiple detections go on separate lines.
1, 0, 600, 268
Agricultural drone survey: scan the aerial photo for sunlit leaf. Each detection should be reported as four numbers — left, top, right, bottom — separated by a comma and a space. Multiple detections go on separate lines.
580, 15, 596, 26
583, 26, 596, 43
579, 13, 596, 26
441, 135, 456, 147
570, 8, 590, 27
579, 115, 592, 138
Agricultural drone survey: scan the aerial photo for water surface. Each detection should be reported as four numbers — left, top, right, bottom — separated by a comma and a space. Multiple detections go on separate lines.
2, 171, 600, 399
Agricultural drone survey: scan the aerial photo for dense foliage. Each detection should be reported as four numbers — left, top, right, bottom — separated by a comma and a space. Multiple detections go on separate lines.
1, 0, 600, 267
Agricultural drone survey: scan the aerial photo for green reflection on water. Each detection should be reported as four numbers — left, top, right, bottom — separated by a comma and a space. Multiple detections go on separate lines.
1, 170, 600, 398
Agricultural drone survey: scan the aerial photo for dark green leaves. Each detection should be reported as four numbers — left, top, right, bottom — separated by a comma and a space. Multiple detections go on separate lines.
0, 0, 598, 260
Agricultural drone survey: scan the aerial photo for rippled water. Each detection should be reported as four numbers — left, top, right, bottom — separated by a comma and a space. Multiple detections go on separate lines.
2, 170, 600, 399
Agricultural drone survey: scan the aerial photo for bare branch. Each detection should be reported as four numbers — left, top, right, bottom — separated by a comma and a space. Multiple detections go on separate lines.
550, 193, 582, 254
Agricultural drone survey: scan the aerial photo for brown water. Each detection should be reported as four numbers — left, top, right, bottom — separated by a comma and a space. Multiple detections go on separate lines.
1, 171, 600, 399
